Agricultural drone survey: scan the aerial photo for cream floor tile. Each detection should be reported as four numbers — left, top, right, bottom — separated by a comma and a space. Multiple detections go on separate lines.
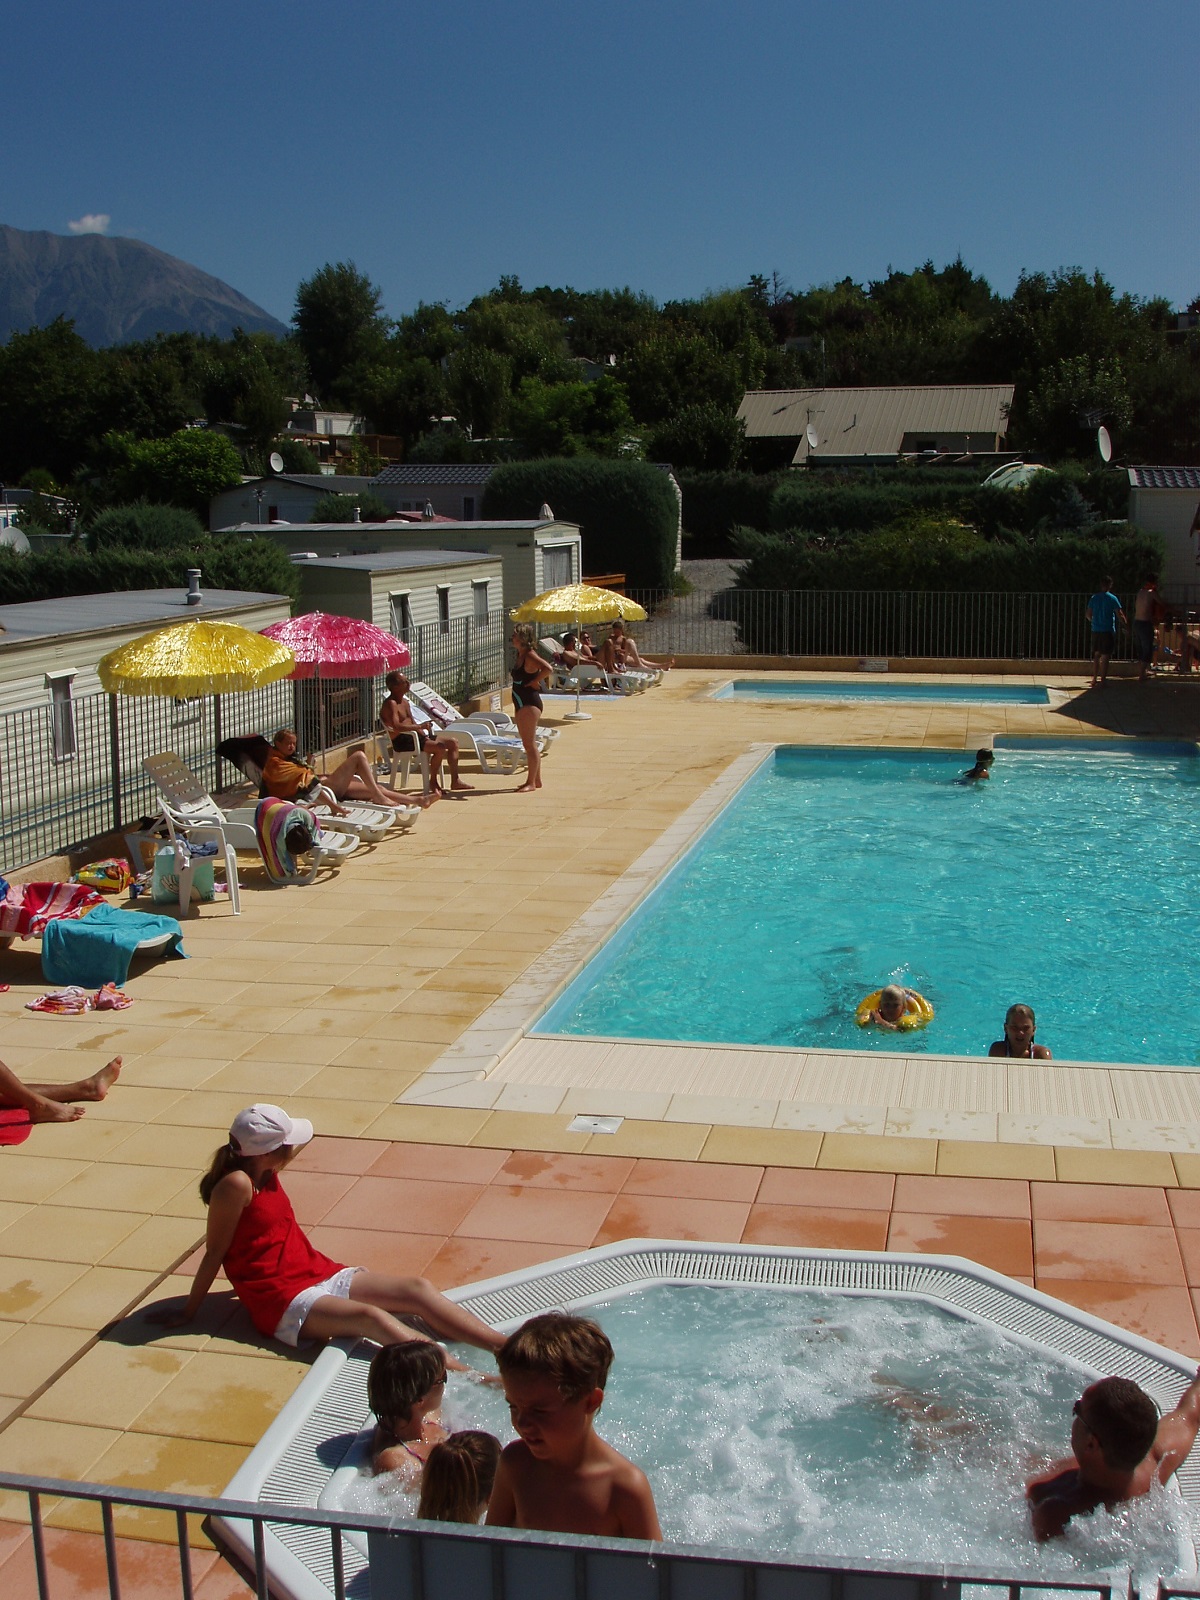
557, 1087, 674, 1120
79, 1432, 255, 1538
34, 1265, 158, 1329
302, 1066, 420, 1102
884, 1109, 999, 1142
197, 1060, 323, 1097
100, 1214, 203, 1272
114, 1124, 236, 1168
0, 1320, 90, 1397
472, 1112, 592, 1153
148, 1091, 262, 1130
700, 1126, 821, 1167
0, 1416, 121, 1483
46, 1162, 201, 1215
818, 1133, 937, 1174
362, 1104, 492, 1145
998, 1114, 1112, 1148
0, 1154, 87, 1204
773, 1100, 889, 1135
131, 1351, 306, 1446
1054, 1147, 1177, 1186
665, 1094, 778, 1128
26, 1341, 191, 1430
935, 1140, 1056, 1180
0, 1253, 93, 1324
585, 1120, 712, 1162
0, 1206, 144, 1266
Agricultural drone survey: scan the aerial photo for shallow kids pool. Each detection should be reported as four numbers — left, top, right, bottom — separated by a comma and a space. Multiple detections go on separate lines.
713, 680, 1052, 705
534, 740, 1200, 1067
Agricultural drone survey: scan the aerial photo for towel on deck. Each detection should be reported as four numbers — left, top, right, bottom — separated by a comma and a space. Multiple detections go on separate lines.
0, 1109, 33, 1148
0, 881, 104, 939
41, 902, 186, 987
255, 796, 318, 884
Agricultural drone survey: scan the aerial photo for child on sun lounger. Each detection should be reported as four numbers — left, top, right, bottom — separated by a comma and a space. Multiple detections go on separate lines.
486, 1312, 662, 1540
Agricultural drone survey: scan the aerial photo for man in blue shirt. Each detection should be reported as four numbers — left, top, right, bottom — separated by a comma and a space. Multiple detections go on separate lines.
1086, 578, 1127, 689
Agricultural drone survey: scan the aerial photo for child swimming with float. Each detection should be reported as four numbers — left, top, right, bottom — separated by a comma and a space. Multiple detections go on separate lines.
856, 983, 934, 1031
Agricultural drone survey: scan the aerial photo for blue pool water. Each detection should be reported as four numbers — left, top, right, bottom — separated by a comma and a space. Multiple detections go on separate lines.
715, 678, 1051, 704
536, 741, 1200, 1066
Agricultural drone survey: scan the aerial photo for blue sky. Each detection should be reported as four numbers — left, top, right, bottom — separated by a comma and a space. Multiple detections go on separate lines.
8, 0, 1197, 324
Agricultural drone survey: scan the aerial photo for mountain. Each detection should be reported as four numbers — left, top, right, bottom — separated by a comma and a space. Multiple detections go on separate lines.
0, 225, 289, 345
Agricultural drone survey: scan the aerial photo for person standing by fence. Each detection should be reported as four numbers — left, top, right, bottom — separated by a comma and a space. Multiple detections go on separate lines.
1086, 578, 1127, 690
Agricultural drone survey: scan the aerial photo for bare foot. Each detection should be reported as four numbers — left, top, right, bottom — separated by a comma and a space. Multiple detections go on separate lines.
514, 782, 537, 794
82, 1057, 122, 1101
450, 781, 475, 791
29, 1100, 85, 1123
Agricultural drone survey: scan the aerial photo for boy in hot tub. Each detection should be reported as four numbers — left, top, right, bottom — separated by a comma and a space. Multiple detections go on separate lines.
1027, 1369, 1200, 1540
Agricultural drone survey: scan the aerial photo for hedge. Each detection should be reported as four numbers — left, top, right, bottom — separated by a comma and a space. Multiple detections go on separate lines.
678, 471, 781, 555
86, 503, 208, 553
732, 524, 1162, 595
481, 459, 678, 589
0, 537, 301, 605
769, 477, 976, 537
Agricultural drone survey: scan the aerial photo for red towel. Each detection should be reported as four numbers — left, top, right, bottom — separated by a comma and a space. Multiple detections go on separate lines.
0, 1108, 33, 1147
0, 882, 104, 939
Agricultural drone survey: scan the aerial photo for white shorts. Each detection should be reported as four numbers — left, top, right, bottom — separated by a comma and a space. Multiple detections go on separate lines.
273, 1265, 363, 1347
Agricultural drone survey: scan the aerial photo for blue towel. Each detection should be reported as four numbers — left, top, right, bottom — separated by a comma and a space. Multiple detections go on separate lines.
41, 903, 186, 987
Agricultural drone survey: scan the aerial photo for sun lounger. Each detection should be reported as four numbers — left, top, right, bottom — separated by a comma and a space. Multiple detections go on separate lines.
216, 737, 418, 839
143, 753, 359, 908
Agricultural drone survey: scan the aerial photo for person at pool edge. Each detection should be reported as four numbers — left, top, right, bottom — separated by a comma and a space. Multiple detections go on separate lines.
988, 1003, 1052, 1060
1027, 1370, 1200, 1539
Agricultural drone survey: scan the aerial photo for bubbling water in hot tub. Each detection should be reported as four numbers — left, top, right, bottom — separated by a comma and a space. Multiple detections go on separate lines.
334, 1285, 1197, 1581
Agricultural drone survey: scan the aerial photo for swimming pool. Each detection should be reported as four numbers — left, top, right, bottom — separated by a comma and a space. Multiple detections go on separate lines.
714, 679, 1052, 705
535, 741, 1200, 1067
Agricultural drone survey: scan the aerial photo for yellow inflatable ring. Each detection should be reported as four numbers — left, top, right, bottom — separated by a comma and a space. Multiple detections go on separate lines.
855, 989, 934, 1030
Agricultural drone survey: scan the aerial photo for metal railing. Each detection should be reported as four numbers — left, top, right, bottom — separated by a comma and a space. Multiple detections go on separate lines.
623, 587, 1200, 662
0, 612, 507, 875
0, 1470, 1138, 1600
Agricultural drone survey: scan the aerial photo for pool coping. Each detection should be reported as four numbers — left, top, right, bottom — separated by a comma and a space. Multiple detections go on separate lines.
398, 736, 1200, 1158
705, 673, 1074, 711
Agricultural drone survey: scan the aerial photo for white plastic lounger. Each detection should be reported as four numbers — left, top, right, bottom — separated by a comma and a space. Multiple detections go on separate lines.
215, 738, 419, 839
407, 681, 555, 751
143, 754, 358, 905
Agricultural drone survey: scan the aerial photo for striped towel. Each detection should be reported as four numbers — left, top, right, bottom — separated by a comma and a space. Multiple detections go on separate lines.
0, 882, 104, 939
254, 797, 319, 884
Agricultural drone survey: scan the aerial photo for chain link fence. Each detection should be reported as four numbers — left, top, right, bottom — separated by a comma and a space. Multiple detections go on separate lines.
0, 612, 507, 874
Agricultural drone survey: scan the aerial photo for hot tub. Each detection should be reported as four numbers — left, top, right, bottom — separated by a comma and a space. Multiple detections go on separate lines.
215, 1241, 1200, 1600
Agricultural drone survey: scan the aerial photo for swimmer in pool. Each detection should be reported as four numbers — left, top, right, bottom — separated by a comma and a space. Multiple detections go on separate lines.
1026, 1369, 1200, 1540
369, 1340, 449, 1479
988, 1003, 1052, 1060
865, 985, 920, 1031
960, 748, 994, 782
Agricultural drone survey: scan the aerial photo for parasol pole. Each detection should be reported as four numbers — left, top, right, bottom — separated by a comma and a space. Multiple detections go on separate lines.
563, 611, 591, 722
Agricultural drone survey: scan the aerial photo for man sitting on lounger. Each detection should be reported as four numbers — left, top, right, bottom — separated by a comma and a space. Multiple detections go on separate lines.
379, 674, 474, 797
261, 729, 411, 811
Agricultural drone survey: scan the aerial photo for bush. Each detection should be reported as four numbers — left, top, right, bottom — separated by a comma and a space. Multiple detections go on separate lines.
86, 503, 208, 553
678, 471, 781, 556
0, 536, 301, 604
482, 458, 679, 588
95, 429, 243, 513
310, 491, 391, 523
733, 521, 1162, 597
769, 476, 976, 538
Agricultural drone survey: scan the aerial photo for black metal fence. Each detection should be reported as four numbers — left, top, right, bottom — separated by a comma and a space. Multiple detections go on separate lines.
0, 612, 507, 875
622, 587, 1194, 661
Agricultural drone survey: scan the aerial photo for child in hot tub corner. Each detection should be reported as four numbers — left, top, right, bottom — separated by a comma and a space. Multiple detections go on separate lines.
369, 1340, 449, 1478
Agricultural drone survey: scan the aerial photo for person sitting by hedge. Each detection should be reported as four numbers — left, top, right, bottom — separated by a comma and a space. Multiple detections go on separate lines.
261, 728, 411, 810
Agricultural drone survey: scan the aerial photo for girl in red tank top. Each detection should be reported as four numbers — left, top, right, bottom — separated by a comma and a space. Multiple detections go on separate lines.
147, 1103, 503, 1365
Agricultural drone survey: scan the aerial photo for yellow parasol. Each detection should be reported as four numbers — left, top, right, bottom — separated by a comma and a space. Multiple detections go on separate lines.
98, 619, 296, 698
509, 584, 647, 627
510, 584, 648, 721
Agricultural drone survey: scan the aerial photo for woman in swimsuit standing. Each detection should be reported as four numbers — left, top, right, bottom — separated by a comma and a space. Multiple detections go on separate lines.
510, 623, 553, 794
987, 1003, 1053, 1059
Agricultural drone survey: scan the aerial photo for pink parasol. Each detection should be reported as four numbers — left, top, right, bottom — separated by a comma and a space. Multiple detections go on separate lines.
260, 612, 410, 679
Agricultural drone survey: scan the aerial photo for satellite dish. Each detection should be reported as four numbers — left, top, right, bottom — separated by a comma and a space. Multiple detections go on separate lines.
1096, 426, 1112, 464
805, 424, 819, 450
269, 451, 284, 474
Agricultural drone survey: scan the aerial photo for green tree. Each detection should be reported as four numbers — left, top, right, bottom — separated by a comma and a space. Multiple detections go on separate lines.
447, 345, 513, 438
86, 503, 208, 552
647, 403, 744, 472
509, 374, 637, 457
0, 319, 105, 481
96, 429, 243, 514
1024, 355, 1134, 460
293, 261, 389, 405
311, 491, 391, 522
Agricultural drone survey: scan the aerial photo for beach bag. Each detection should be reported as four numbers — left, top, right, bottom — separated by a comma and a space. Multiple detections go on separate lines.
72, 858, 134, 894
151, 844, 214, 904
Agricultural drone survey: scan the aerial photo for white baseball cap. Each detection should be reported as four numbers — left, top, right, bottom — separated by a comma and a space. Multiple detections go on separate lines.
229, 1104, 314, 1156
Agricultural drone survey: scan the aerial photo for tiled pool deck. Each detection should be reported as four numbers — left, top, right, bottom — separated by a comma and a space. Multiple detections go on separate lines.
2, 668, 1200, 1597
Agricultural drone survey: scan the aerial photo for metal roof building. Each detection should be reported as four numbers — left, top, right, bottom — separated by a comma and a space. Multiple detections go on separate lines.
737, 384, 1015, 466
